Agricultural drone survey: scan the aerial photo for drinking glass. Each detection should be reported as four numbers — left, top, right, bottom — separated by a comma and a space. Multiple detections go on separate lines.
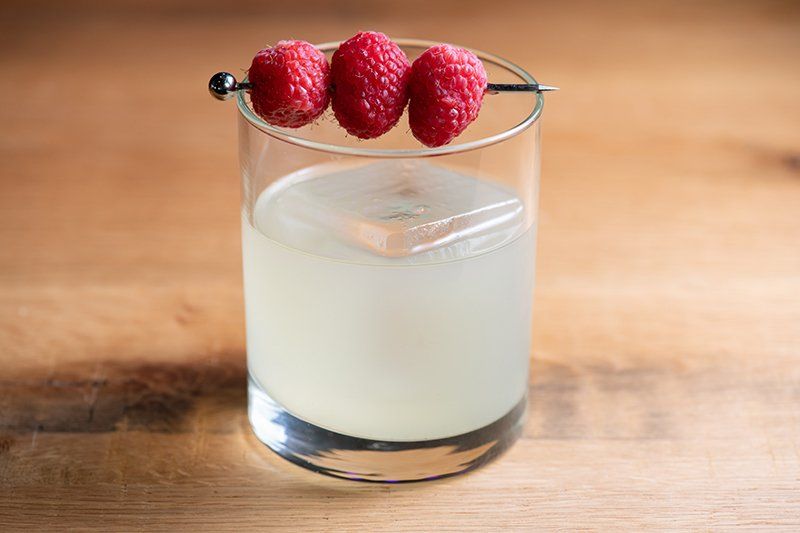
239, 39, 544, 482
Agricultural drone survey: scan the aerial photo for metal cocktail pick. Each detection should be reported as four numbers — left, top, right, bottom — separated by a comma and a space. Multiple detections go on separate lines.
208, 72, 251, 100
208, 72, 558, 101
485, 83, 559, 93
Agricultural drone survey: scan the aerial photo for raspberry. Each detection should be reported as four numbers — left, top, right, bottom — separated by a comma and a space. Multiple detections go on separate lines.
408, 44, 488, 147
330, 31, 411, 139
248, 40, 330, 128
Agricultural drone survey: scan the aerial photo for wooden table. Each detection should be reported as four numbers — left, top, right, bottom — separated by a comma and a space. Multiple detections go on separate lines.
1, 0, 799, 530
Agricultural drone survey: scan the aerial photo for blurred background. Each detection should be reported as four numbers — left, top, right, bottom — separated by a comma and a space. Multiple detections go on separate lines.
0, 0, 799, 528
1, 0, 797, 368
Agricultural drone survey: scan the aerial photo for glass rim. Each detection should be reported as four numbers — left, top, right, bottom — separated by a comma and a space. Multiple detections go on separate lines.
236, 38, 544, 158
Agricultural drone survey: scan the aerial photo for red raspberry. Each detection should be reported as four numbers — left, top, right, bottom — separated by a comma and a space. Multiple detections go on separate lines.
330, 31, 411, 139
248, 40, 330, 128
408, 44, 488, 147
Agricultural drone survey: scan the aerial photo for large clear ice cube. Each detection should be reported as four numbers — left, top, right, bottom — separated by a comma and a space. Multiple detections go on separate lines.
258, 160, 524, 260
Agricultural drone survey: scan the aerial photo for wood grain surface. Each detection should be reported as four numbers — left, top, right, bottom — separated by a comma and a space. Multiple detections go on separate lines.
1, 0, 799, 530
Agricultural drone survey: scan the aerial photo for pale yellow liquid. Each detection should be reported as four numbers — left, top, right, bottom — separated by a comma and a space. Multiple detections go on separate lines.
243, 163, 535, 441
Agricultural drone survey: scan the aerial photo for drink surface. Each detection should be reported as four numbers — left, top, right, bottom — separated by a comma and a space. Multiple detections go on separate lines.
243, 161, 534, 441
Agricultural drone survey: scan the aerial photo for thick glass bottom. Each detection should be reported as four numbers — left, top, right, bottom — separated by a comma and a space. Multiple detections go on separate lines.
248, 375, 527, 483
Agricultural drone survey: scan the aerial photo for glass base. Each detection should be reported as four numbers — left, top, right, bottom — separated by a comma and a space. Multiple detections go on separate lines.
248, 375, 527, 483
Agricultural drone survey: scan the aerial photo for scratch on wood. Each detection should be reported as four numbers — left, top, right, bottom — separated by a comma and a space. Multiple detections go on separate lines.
85, 363, 106, 425
174, 300, 200, 326
30, 426, 40, 450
